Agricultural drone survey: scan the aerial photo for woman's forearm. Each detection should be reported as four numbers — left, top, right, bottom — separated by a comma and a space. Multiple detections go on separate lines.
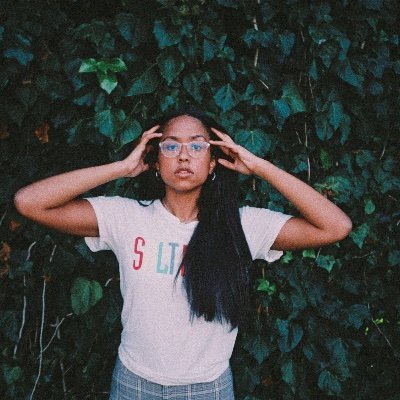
14, 161, 128, 236
14, 161, 127, 212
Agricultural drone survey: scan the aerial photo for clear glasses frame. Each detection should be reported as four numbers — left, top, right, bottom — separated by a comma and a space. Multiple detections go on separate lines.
158, 140, 211, 158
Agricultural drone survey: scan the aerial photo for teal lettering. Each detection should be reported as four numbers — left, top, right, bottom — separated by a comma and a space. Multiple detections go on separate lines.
156, 242, 168, 274
168, 242, 180, 274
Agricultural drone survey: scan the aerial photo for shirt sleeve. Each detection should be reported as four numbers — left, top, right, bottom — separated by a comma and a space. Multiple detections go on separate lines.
240, 206, 292, 262
84, 196, 129, 253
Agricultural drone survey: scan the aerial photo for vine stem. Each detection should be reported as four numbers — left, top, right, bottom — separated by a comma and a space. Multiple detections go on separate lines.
252, 5, 260, 68
367, 303, 394, 351
0, 207, 8, 226
30, 279, 47, 400
30, 244, 56, 399
39, 313, 72, 356
14, 241, 37, 357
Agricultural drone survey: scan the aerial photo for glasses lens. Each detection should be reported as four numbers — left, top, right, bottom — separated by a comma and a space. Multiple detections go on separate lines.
159, 141, 180, 157
188, 141, 209, 158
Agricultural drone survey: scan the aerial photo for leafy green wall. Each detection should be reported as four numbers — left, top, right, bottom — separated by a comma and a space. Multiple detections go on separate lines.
1, 0, 399, 399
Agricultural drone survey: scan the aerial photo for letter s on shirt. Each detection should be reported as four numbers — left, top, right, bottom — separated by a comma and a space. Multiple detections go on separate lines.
132, 236, 145, 270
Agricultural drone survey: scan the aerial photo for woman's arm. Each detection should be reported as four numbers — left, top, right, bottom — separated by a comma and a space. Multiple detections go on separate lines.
14, 126, 162, 237
210, 128, 352, 250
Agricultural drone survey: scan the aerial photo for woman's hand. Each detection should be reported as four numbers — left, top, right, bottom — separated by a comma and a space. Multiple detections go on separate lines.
210, 127, 352, 250
121, 125, 162, 177
209, 127, 263, 175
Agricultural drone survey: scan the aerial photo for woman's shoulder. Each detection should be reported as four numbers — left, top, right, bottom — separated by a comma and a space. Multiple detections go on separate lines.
239, 204, 291, 225
85, 195, 158, 214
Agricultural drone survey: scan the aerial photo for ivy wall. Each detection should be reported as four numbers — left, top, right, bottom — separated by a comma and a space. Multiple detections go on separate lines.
1, 0, 399, 399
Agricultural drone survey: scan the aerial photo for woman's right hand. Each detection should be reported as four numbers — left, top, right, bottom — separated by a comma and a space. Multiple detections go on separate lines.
14, 125, 163, 236
120, 125, 162, 177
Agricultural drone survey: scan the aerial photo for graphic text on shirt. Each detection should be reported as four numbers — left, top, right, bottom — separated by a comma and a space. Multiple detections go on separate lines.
132, 236, 186, 276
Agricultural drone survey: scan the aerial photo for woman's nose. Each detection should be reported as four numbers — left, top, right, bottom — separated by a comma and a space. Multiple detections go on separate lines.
178, 144, 190, 161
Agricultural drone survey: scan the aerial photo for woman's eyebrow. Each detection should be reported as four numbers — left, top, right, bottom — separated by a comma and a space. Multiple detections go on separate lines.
162, 134, 208, 141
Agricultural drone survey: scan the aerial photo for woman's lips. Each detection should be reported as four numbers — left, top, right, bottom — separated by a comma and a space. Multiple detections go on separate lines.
175, 167, 194, 177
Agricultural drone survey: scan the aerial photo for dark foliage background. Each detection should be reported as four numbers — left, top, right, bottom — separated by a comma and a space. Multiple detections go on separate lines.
1, 0, 399, 399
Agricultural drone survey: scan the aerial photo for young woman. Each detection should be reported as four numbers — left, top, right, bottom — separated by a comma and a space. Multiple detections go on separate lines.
14, 110, 352, 399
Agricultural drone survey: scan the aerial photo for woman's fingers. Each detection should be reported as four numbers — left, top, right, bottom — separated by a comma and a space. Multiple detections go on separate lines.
217, 158, 236, 170
209, 139, 239, 153
211, 127, 235, 143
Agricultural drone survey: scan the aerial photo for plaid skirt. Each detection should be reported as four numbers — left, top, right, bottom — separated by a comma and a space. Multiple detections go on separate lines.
109, 357, 235, 400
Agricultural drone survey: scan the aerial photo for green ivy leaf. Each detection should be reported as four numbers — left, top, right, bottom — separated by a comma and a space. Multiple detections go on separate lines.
4, 48, 34, 65
338, 38, 351, 61
282, 251, 294, 263
320, 149, 333, 170
282, 81, 306, 113
115, 13, 149, 48
339, 113, 350, 144
203, 39, 217, 62
315, 115, 334, 140
337, 60, 364, 88
2, 365, 23, 385
327, 338, 351, 379
347, 304, 370, 329
94, 109, 121, 139
364, 199, 375, 215
183, 73, 202, 102
363, 0, 383, 10
278, 32, 296, 56
316, 255, 336, 273
71, 277, 103, 315
349, 223, 369, 249
97, 71, 118, 94
393, 60, 400, 74
213, 84, 240, 112
318, 370, 342, 395
243, 336, 270, 364
368, 81, 383, 96
281, 359, 296, 393
127, 67, 158, 96
235, 129, 271, 157
328, 101, 343, 130
276, 319, 304, 353
153, 20, 180, 49
355, 150, 375, 168
157, 51, 184, 85
217, 0, 239, 8
309, 59, 318, 80
388, 250, 400, 266
256, 279, 276, 295
302, 249, 316, 258
79, 58, 98, 73
272, 99, 291, 130
106, 58, 128, 73
0, 311, 18, 342
119, 118, 142, 146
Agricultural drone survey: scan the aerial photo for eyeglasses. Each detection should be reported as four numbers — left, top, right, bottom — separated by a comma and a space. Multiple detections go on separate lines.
159, 140, 210, 158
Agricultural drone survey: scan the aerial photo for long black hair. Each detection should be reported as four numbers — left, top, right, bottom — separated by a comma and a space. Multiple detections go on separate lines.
137, 109, 253, 329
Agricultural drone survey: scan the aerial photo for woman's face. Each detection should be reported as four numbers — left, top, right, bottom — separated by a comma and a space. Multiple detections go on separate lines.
156, 115, 216, 195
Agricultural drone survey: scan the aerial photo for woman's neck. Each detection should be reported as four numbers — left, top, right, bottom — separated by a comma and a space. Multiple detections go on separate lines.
162, 190, 200, 223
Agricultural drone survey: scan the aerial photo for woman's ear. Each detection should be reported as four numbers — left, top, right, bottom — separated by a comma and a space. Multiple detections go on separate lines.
209, 157, 217, 175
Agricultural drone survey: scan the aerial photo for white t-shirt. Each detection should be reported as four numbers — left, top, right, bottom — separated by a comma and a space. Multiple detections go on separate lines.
84, 197, 291, 385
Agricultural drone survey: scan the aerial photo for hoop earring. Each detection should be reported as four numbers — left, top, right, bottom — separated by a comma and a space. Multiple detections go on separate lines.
211, 172, 216, 181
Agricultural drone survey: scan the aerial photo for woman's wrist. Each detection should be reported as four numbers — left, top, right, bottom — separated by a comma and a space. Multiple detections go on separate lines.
112, 160, 134, 179
252, 158, 274, 179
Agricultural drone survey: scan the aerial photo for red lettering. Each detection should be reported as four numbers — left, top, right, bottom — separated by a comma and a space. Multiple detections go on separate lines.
180, 244, 187, 276
132, 236, 145, 270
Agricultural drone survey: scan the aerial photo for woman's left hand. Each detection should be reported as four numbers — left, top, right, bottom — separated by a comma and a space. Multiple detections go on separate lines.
210, 127, 262, 175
